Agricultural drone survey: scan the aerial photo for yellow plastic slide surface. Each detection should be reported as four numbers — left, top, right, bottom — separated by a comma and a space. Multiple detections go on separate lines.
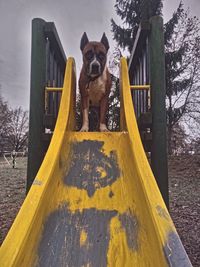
0, 58, 192, 267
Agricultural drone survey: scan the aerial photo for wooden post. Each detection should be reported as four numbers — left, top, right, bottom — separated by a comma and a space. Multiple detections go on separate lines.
149, 16, 169, 208
27, 18, 46, 192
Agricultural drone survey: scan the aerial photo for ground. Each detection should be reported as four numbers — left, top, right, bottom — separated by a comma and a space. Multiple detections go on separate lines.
0, 157, 26, 244
168, 155, 200, 267
0, 155, 199, 266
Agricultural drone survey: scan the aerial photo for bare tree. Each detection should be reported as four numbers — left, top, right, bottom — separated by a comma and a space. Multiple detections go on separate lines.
7, 107, 29, 152
169, 123, 189, 155
0, 95, 11, 137
189, 138, 200, 154
165, 4, 200, 153
0, 95, 12, 153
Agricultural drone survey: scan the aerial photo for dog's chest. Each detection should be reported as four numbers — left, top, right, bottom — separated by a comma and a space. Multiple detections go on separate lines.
87, 74, 106, 106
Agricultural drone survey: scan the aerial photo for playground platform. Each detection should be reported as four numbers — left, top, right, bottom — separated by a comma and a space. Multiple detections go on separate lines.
0, 58, 192, 267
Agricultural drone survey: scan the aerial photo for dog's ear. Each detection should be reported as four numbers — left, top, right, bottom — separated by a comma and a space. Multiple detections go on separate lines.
100, 33, 109, 51
80, 32, 89, 51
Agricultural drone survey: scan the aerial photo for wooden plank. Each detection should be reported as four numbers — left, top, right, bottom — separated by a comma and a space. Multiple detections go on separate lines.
42, 133, 53, 142
143, 140, 152, 152
45, 40, 50, 114
140, 131, 152, 141
128, 20, 150, 78
43, 114, 56, 128
27, 18, 47, 192
44, 22, 66, 73
138, 112, 152, 129
49, 51, 54, 114
45, 39, 50, 85
149, 16, 169, 208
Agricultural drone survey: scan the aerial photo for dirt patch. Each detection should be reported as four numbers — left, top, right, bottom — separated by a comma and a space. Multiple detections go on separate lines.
0, 155, 199, 267
168, 154, 200, 267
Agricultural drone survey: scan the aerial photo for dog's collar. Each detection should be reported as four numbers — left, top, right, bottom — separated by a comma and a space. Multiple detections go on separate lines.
85, 73, 101, 89
87, 74, 101, 82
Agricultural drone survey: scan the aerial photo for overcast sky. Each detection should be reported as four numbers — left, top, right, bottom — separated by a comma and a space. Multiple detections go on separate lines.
0, 0, 199, 109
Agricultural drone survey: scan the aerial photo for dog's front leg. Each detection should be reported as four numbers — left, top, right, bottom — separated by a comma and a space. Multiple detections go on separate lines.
99, 96, 109, 132
80, 96, 89, 132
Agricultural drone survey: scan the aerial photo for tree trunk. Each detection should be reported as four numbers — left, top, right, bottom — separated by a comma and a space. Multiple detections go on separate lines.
168, 125, 173, 155
167, 96, 173, 155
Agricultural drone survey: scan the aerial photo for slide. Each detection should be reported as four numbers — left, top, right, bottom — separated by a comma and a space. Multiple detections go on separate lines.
0, 58, 192, 267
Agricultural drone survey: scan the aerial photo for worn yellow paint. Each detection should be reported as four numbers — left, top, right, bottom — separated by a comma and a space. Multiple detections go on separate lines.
130, 85, 150, 90
0, 57, 190, 267
80, 230, 88, 247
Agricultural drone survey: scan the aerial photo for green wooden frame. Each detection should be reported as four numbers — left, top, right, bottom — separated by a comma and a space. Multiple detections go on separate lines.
149, 16, 169, 208
129, 16, 169, 207
27, 18, 66, 192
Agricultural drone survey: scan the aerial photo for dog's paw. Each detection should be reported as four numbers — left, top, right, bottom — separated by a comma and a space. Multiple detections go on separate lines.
100, 128, 110, 132
100, 124, 109, 132
80, 125, 89, 132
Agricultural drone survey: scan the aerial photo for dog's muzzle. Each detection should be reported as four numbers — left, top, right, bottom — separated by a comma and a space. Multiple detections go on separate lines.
88, 57, 101, 77
91, 63, 100, 75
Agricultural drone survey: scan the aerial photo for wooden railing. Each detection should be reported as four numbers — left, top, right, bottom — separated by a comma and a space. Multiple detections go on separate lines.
129, 21, 150, 119
44, 22, 66, 119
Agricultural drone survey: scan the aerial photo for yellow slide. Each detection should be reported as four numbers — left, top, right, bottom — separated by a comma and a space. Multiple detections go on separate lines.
0, 58, 192, 266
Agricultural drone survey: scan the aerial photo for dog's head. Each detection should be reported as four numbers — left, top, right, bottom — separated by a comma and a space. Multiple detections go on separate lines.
80, 32, 109, 78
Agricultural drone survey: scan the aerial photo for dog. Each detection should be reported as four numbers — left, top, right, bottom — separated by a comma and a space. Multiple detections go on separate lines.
79, 32, 112, 132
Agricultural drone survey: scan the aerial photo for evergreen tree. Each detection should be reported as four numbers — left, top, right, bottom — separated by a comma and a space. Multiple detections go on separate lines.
111, 0, 200, 153
111, 0, 163, 52
107, 75, 120, 131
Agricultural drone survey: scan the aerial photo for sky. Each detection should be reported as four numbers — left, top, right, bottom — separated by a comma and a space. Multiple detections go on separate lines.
0, 0, 200, 109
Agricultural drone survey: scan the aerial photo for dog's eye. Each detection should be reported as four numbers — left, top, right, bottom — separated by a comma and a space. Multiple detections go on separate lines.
98, 52, 105, 61
85, 51, 93, 60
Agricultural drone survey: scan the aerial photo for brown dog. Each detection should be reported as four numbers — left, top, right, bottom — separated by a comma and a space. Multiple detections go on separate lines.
79, 32, 112, 132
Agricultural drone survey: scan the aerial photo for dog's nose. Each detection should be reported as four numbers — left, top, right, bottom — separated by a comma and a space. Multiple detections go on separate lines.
91, 63, 100, 74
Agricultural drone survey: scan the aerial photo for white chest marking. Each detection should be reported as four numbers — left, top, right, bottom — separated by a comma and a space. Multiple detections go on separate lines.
87, 68, 107, 106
